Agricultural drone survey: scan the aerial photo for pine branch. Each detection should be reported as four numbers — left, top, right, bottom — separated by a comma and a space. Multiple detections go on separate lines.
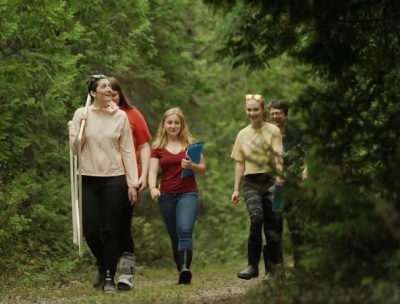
0, 22, 44, 61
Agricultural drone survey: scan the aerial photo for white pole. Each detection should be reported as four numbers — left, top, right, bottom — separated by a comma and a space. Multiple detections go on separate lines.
68, 121, 78, 245
73, 156, 78, 245
76, 93, 91, 257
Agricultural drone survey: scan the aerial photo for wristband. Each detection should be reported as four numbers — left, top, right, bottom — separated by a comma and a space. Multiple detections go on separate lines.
233, 189, 239, 192
150, 187, 157, 191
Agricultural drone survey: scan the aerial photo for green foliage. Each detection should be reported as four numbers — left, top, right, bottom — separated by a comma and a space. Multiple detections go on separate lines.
205, 0, 400, 299
1, 0, 397, 301
237, 278, 400, 304
0, 0, 156, 281
0, 0, 309, 290
0, 174, 31, 261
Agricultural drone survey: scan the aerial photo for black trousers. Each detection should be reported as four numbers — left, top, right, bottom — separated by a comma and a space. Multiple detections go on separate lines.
82, 175, 127, 276
117, 198, 134, 257
285, 201, 304, 269
243, 173, 283, 271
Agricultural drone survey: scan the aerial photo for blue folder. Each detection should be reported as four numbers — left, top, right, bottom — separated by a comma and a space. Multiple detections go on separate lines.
181, 142, 204, 178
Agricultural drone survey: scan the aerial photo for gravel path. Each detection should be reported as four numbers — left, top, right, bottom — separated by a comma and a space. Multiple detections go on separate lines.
0, 269, 263, 304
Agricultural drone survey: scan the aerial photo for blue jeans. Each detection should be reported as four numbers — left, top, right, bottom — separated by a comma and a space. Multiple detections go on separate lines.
158, 192, 199, 254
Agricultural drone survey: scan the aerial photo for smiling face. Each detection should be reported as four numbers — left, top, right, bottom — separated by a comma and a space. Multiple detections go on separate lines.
90, 79, 112, 103
269, 106, 287, 127
246, 99, 265, 123
163, 114, 182, 138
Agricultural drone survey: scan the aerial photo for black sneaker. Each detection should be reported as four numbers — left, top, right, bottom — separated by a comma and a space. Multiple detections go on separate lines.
237, 265, 259, 280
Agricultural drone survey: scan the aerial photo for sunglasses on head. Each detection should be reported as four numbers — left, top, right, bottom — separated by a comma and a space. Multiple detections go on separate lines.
91, 74, 107, 79
86, 74, 107, 86
245, 94, 263, 101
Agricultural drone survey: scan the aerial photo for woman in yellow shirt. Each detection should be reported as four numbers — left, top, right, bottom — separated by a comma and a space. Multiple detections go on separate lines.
231, 94, 283, 282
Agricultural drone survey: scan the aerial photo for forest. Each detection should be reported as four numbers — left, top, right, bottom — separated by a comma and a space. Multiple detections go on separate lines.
1, 0, 399, 303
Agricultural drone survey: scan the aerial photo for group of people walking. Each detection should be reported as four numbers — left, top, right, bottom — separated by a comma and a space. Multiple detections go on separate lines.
69, 75, 305, 293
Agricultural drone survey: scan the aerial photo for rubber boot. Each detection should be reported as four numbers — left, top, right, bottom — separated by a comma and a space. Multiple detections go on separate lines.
178, 250, 192, 284
238, 241, 260, 280
237, 265, 259, 280
174, 254, 180, 272
263, 261, 275, 282
103, 270, 116, 294
116, 252, 136, 291
92, 266, 106, 288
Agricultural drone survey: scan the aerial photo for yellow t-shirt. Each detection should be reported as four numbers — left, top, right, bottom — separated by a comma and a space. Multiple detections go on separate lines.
231, 123, 283, 175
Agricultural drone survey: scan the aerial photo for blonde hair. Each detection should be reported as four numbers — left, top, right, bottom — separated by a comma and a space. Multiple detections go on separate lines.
152, 107, 192, 149
244, 94, 267, 122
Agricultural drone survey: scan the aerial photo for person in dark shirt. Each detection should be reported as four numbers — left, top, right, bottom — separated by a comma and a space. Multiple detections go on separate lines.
269, 100, 307, 270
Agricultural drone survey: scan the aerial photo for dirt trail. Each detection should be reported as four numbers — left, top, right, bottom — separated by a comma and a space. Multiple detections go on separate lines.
1, 269, 263, 304
136, 272, 262, 303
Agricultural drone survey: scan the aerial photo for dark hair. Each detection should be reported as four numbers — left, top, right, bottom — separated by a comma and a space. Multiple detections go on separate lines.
108, 77, 135, 109
268, 99, 289, 115
86, 75, 108, 99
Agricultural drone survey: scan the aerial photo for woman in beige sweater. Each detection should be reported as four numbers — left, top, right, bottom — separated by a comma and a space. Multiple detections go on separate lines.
69, 75, 138, 293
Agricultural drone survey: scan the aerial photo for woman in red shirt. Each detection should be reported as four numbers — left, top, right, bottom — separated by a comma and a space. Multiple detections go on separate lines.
148, 107, 206, 284
109, 77, 152, 291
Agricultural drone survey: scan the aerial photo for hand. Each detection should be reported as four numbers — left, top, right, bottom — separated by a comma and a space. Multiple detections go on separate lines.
150, 187, 160, 201
79, 114, 88, 131
128, 187, 138, 205
136, 176, 147, 192
181, 156, 192, 169
275, 176, 284, 186
231, 190, 240, 203
302, 168, 308, 181
79, 114, 88, 125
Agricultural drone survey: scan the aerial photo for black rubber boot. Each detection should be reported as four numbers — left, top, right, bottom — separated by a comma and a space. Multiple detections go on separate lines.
174, 254, 180, 272
178, 251, 192, 284
103, 270, 116, 294
237, 265, 259, 280
92, 266, 106, 288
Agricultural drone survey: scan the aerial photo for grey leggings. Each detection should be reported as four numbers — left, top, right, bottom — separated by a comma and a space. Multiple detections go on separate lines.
243, 173, 283, 269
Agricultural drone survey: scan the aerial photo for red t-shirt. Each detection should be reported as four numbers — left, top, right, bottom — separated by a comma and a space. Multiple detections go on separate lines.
150, 148, 198, 193
121, 107, 151, 177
